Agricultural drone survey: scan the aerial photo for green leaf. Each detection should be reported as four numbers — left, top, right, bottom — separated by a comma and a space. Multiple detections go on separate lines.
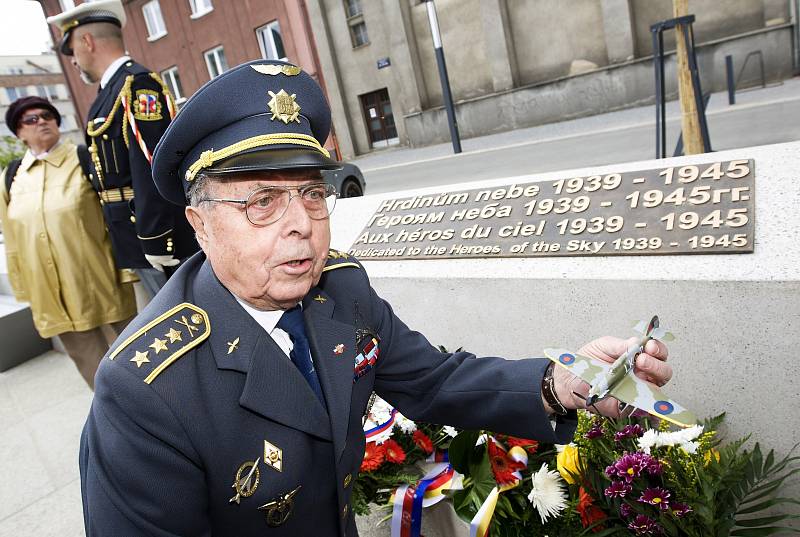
449, 430, 482, 474
734, 514, 800, 527
737, 497, 800, 515
731, 527, 800, 536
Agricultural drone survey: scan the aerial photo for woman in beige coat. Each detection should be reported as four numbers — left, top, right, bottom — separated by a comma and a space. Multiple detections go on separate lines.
0, 96, 136, 389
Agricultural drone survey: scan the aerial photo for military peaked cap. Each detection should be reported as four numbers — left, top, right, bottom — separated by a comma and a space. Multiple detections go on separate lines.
151, 60, 341, 206
46, 0, 126, 56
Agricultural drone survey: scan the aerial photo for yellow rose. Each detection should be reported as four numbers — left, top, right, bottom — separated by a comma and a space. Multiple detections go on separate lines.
557, 444, 580, 484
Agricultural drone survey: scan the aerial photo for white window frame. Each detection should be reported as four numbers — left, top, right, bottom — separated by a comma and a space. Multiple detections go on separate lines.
160, 66, 186, 104
58, 0, 76, 10
189, 0, 214, 19
256, 21, 287, 61
142, 0, 168, 41
204, 46, 228, 79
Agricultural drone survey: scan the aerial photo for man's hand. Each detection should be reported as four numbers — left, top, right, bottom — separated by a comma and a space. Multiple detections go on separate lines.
144, 254, 180, 272
551, 336, 672, 418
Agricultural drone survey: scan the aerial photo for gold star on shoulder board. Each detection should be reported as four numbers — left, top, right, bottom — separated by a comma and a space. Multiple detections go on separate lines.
149, 337, 168, 354
313, 295, 326, 304
130, 350, 150, 368
165, 327, 182, 343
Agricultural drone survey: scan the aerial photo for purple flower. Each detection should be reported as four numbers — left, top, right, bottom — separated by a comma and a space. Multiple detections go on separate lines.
628, 514, 661, 535
671, 502, 692, 517
614, 424, 645, 442
585, 420, 605, 440
639, 487, 671, 510
605, 480, 632, 498
619, 502, 633, 518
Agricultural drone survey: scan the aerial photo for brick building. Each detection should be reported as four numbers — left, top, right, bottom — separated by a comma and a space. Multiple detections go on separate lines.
38, 0, 339, 155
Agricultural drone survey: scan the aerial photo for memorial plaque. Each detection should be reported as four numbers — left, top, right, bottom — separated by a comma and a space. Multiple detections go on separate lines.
348, 160, 755, 260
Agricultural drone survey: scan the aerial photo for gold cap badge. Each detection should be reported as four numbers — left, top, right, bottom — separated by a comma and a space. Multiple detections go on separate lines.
267, 90, 301, 124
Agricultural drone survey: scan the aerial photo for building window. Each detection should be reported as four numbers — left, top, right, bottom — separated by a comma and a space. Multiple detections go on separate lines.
58, 0, 75, 10
204, 46, 228, 79
6, 87, 28, 102
256, 21, 287, 61
142, 0, 167, 41
161, 66, 186, 103
344, 0, 369, 48
61, 115, 78, 131
189, 0, 213, 18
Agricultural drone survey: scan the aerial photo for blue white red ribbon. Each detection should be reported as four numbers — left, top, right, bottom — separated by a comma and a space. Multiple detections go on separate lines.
390, 463, 460, 537
364, 408, 397, 442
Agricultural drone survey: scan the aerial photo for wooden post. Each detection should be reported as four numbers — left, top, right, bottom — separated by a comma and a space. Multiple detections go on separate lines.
673, 0, 704, 154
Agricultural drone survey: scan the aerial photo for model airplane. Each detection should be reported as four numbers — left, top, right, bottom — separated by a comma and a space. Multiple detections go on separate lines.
544, 316, 697, 427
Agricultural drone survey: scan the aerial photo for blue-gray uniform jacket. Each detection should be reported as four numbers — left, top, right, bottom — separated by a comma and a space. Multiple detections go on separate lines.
80, 250, 577, 536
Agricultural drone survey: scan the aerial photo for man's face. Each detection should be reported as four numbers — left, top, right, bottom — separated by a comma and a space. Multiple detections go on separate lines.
16, 107, 60, 151
186, 171, 332, 311
68, 30, 97, 84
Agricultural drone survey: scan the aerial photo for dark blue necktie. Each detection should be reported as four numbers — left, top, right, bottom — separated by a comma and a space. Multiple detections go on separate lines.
277, 306, 325, 406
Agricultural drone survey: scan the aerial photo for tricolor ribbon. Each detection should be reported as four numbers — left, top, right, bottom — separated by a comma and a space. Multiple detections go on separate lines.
390, 463, 462, 537
469, 444, 529, 537
364, 408, 397, 442
426, 448, 449, 463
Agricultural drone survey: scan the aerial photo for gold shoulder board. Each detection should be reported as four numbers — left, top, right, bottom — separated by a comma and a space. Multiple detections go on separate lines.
108, 302, 210, 384
323, 249, 360, 272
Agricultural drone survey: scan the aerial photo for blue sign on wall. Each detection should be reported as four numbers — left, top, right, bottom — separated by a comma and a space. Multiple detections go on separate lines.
377, 57, 391, 69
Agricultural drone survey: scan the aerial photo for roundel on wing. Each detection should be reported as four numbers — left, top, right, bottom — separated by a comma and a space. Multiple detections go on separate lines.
653, 400, 674, 415
559, 353, 575, 365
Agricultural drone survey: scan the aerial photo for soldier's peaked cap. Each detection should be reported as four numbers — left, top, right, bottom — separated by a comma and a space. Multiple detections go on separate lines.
152, 60, 341, 206
46, 0, 126, 56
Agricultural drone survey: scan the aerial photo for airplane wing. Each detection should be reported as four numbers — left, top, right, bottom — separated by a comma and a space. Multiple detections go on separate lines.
543, 348, 612, 387
610, 374, 697, 427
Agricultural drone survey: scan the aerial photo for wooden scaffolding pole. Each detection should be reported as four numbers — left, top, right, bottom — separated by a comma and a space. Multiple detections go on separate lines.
673, 0, 704, 154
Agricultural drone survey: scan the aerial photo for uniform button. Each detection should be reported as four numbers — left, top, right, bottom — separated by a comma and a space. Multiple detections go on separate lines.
166, 246, 173, 252
130, 215, 136, 223
39, 232, 46, 239
102, 134, 109, 140
343, 473, 352, 488
341, 504, 348, 519
89, 173, 94, 180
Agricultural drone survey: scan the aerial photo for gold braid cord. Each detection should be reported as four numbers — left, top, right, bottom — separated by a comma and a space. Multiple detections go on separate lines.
184, 134, 331, 182
86, 76, 134, 189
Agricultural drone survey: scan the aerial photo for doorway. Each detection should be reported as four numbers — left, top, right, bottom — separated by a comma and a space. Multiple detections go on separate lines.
359, 88, 399, 149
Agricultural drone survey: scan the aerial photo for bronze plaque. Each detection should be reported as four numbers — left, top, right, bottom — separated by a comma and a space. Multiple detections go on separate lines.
348, 159, 755, 260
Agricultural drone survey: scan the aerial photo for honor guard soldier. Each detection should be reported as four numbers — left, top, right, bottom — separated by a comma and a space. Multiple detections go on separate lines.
47, 0, 198, 297
79, 60, 673, 536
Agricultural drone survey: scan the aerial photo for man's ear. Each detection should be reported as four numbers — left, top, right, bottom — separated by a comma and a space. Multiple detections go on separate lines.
185, 206, 208, 249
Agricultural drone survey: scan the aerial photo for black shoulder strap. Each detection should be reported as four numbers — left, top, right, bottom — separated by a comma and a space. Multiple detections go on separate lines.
76, 144, 96, 189
4, 158, 22, 196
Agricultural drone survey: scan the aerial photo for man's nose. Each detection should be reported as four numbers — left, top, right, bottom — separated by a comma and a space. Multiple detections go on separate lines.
281, 194, 313, 234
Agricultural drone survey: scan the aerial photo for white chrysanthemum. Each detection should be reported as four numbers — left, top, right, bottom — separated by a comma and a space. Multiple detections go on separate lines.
527, 463, 567, 523
395, 413, 417, 434
443, 425, 458, 438
637, 425, 704, 454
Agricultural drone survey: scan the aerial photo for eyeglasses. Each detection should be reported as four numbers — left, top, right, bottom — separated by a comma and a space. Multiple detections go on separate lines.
19, 111, 56, 127
198, 183, 338, 226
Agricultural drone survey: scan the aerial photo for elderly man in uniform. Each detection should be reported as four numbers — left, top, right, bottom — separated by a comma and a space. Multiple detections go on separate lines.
47, 0, 198, 297
80, 60, 673, 536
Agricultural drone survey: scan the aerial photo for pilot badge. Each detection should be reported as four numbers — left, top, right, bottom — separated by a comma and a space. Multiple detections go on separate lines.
229, 456, 260, 504
258, 486, 301, 527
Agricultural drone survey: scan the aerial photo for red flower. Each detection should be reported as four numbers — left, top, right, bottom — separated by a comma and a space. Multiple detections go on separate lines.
383, 439, 407, 464
487, 439, 525, 485
503, 435, 539, 455
577, 487, 607, 532
360, 442, 385, 472
413, 430, 434, 454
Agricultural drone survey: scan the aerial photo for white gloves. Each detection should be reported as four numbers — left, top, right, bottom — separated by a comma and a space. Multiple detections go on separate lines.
145, 254, 180, 272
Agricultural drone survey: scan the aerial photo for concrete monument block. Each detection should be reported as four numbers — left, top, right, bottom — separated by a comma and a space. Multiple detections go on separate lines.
335, 141, 800, 535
